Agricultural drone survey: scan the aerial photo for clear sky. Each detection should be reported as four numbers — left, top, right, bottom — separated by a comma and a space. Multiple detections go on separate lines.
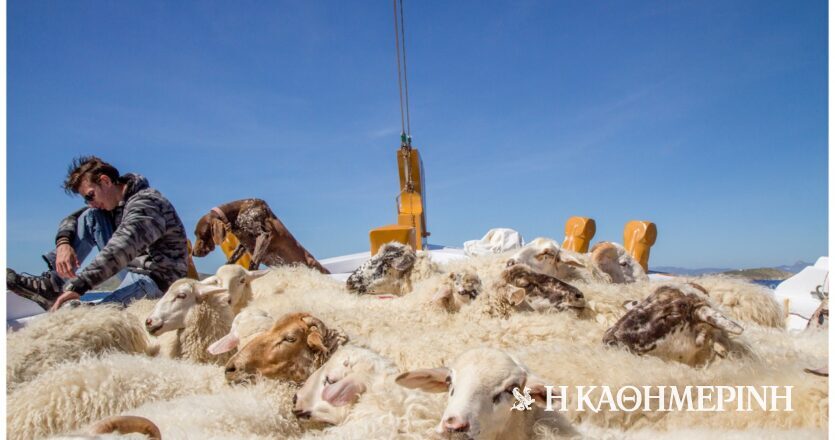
7, 0, 828, 275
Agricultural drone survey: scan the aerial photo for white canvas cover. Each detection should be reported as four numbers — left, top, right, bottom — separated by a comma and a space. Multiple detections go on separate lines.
463, 228, 525, 256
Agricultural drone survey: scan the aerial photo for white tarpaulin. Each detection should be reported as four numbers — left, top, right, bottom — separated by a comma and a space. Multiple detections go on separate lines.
463, 228, 525, 256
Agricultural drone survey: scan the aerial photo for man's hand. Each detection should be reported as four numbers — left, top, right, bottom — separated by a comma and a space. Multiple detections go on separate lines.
50, 291, 81, 312
56, 243, 80, 279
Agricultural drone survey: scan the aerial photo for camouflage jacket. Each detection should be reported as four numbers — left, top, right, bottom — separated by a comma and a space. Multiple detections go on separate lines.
56, 174, 188, 295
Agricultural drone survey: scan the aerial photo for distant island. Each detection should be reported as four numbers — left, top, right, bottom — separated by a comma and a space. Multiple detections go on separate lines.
651, 261, 810, 281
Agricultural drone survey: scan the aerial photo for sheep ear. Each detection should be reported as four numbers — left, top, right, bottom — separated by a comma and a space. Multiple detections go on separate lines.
211, 219, 226, 245
199, 275, 220, 286
559, 251, 585, 267
506, 286, 527, 306
194, 284, 227, 300
526, 375, 559, 407
322, 374, 367, 407
306, 328, 328, 353
395, 368, 450, 393
695, 306, 744, 335
245, 269, 270, 283
208, 333, 240, 355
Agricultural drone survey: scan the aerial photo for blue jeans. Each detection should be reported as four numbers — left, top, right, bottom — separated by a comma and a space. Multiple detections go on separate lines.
44, 208, 164, 306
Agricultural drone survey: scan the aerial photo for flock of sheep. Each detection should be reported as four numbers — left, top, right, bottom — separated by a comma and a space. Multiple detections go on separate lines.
6, 238, 829, 439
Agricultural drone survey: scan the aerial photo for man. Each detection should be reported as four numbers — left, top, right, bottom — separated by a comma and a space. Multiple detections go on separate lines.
7, 156, 188, 311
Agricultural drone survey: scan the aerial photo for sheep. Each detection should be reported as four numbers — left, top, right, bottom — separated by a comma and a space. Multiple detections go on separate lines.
7, 305, 153, 393
292, 345, 400, 424
602, 283, 745, 366
207, 307, 274, 355
395, 347, 576, 440
507, 238, 647, 284
291, 344, 446, 439
16, 268, 827, 439
201, 264, 270, 315
345, 242, 439, 295
6, 352, 225, 440
224, 312, 349, 384
500, 263, 587, 314
144, 277, 234, 365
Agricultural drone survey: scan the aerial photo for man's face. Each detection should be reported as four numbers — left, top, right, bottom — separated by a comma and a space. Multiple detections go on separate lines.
77, 175, 122, 211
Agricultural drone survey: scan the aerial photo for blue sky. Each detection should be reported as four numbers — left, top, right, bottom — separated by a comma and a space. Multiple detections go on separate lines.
7, 0, 828, 275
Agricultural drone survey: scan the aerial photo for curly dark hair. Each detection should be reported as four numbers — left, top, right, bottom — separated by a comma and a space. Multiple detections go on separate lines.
63, 156, 124, 194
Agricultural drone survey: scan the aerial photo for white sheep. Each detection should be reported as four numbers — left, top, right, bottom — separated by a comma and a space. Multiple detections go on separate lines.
396, 347, 576, 440
7, 305, 153, 393
292, 345, 400, 424
144, 277, 233, 365
201, 264, 270, 315
292, 344, 444, 439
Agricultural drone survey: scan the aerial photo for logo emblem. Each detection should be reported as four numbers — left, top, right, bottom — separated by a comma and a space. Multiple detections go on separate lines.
511, 386, 534, 411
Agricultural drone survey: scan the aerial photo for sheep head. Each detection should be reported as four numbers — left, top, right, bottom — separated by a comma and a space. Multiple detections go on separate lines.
501, 264, 586, 312
144, 278, 228, 337
292, 345, 398, 425
433, 272, 483, 312
505, 237, 586, 281
603, 284, 744, 366
589, 241, 647, 283
201, 265, 270, 314
346, 242, 416, 294
396, 348, 553, 440
224, 312, 348, 384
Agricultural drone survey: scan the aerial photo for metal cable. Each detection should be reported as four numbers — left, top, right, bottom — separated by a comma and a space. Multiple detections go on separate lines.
399, 0, 412, 141
392, 0, 405, 137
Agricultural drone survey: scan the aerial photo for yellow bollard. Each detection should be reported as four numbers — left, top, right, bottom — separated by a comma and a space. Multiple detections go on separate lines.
220, 232, 252, 269
623, 220, 657, 272
562, 217, 596, 253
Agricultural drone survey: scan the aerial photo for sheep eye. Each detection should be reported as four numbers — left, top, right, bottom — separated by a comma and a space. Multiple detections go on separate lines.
492, 392, 503, 404
175, 293, 187, 299
324, 376, 336, 385
284, 336, 297, 343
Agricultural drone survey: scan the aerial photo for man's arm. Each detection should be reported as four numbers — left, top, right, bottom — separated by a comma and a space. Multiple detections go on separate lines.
63, 198, 166, 295
54, 207, 87, 246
